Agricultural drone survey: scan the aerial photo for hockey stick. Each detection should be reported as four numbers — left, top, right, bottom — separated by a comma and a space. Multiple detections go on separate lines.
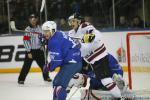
40, 0, 45, 25
10, 20, 81, 40
40, 0, 49, 74
66, 86, 80, 100
10, 21, 29, 33
10, 0, 45, 33
66, 78, 91, 100
69, 36, 82, 40
10, 21, 43, 35
40, 0, 45, 13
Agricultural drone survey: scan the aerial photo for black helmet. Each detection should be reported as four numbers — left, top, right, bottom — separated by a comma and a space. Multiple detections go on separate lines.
68, 13, 84, 25
73, 13, 83, 20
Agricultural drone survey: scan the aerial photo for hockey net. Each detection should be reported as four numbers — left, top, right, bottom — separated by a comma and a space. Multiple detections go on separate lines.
126, 32, 150, 98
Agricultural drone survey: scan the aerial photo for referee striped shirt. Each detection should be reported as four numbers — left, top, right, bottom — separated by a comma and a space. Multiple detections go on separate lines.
23, 25, 42, 52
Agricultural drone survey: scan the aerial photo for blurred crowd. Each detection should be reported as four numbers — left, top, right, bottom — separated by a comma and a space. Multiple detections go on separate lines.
0, 0, 150, 34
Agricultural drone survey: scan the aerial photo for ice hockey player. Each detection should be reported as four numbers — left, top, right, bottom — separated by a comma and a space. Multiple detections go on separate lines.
41, 21, 82, 100
67, 13, 123, 99
68, 53, 126, 92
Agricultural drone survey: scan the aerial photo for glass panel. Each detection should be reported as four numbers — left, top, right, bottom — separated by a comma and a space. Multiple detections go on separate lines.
0, 0, 150, 34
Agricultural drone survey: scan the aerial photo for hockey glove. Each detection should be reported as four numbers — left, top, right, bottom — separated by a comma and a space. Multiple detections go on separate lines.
68, 73, 88, 88
43, 63, 57, 72
82, 33, 95, 43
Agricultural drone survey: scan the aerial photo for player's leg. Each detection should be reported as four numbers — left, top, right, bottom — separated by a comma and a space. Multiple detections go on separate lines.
91, 55, 122, 98
80, 58, 91, 74
35, 49, 51, 82
18, 52, 33, 84
53, 62, 82, 100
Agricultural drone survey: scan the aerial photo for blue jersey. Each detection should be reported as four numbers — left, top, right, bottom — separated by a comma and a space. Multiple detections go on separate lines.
47, 31, 81, 71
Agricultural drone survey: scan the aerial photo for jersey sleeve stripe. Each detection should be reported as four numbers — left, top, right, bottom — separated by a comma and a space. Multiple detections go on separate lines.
86, 46, 106, 62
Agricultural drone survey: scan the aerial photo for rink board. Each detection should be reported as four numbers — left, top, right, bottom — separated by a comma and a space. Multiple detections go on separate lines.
0, 31, 150, 73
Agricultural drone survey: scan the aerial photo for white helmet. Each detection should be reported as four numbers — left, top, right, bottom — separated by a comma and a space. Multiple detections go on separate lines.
42, 21, 57, 34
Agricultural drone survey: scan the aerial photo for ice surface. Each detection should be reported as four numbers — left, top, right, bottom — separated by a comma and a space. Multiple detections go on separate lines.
0, 72, 150, 100
0, 72, 81, 100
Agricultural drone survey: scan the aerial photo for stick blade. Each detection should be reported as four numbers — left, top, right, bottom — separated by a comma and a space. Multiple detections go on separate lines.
10, 21, 17, 31
40, 0, 45, 12
10, 21, 29, 33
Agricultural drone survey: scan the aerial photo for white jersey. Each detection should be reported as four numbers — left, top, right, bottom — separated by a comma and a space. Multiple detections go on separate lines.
68, 22, 108, 64
68, 29, 80, 45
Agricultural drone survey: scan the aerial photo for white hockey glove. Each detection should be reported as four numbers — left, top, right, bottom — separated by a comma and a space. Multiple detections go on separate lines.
112, 74, 125, 91
68, 73, 88, 89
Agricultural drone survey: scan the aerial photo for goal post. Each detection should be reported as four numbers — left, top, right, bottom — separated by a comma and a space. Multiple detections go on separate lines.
126, 32, 150, 90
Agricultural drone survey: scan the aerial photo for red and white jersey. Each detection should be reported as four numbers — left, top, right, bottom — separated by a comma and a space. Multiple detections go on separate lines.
68, 22, 108, 64
68, 22, 95, 39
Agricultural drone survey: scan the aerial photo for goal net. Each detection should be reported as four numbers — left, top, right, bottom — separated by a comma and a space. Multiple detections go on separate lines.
126, 32, 150, 97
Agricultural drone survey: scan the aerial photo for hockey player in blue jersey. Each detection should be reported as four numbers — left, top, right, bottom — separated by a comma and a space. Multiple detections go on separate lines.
42, 21, 82, 100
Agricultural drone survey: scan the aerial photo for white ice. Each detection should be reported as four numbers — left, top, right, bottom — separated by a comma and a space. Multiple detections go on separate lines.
0, 72, 150, 100
0, 72, 81, 100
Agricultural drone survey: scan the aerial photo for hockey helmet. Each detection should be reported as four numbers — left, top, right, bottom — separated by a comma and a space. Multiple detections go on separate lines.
42, 21, 57, 37
68, 13, 83, 26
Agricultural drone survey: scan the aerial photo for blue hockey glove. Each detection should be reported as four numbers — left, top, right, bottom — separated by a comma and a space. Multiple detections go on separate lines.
43, 63, 56, 72
49, 63, 58, 72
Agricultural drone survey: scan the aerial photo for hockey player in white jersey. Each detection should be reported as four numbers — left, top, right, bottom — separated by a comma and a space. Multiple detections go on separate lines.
67, 13, 123, 99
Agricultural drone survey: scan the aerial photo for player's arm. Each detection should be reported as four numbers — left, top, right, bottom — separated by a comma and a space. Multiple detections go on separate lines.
23, 28, 32, 52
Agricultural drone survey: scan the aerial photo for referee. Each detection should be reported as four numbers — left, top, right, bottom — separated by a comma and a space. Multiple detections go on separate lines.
18, 14, 52, 84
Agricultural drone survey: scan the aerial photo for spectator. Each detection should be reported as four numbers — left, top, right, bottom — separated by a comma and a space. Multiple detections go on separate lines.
131, 16, 144, 28
58, 18, 69, 31
116, 16, 129, 29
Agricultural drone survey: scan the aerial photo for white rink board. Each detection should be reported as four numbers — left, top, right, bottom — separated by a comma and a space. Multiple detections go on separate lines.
0, 36, 42, 69
0, 31, 150, 70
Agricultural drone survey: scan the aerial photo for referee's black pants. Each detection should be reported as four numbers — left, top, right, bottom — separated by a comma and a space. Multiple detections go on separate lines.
18, 49, 49, 81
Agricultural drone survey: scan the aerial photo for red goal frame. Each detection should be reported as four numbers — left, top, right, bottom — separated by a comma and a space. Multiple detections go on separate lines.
126, 32, 150, 89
